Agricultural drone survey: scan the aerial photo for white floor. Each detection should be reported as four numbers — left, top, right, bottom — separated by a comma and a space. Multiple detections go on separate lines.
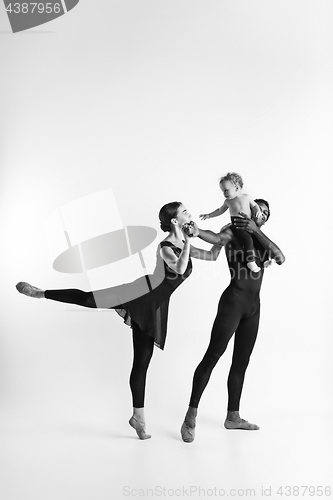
1, 295, 332, 500
1, 407, 331, 500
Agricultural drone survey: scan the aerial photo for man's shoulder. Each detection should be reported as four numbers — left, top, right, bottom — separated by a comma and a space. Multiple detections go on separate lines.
218, 223, 233, 233
217, 225, 234, 243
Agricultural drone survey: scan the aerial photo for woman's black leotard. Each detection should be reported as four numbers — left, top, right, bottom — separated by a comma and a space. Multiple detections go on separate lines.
44, 241, 192, 350
44, 242, 192, 408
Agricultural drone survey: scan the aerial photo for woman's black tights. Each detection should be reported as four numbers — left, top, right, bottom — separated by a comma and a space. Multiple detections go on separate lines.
44, 288, 120, 309
130, 322, 155, 408
44, 289, 154, 408
189, 292, 260, 411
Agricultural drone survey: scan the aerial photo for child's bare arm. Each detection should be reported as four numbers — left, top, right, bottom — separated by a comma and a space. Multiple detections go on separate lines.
200, 201, 228, 220
248, 197, 262, 219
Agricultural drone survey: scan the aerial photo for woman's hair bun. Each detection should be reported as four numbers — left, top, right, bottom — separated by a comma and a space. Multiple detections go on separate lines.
158, 202, 182, 233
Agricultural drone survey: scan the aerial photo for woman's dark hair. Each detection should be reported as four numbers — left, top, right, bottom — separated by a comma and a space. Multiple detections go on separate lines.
159, 201, 182, 232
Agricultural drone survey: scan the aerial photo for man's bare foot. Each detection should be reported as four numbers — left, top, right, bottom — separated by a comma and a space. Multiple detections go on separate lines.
16, 282, 44, 298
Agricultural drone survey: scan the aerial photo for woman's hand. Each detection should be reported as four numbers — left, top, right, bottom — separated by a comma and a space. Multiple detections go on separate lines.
233, 212, 259, 233
182, 221, 199, 238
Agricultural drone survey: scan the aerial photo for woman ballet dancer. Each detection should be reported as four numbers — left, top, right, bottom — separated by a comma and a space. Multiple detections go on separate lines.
16, 202, 221, 440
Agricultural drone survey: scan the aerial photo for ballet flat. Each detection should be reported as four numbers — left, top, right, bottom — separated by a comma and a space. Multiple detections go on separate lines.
129, 416, 151, 440
181, 421, 195, 443
16, 282, 42, 298
224, 418, 259, 430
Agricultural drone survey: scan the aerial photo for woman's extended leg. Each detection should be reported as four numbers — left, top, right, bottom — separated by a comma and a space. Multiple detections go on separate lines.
224, 308, 260, 430
16, 282, 45, 299
128, 322, 154, 440
45, 288, 97, 307
16, 282, 123, 309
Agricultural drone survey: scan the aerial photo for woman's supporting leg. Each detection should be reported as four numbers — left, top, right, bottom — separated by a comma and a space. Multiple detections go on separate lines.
129, 322, 154, 440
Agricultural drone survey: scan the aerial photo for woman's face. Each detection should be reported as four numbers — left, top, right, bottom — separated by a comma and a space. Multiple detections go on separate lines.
175, 204, 192, 226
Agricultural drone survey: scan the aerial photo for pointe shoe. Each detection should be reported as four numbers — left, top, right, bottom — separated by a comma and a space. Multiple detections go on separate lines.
129, 416, 151, 440
181, 420, 196, 443
16, 282, 43, 298
247, 262, 261, 273
224, 418, 259, 430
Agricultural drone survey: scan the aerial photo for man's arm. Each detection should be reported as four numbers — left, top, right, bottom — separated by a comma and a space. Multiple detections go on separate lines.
253, 230, 285, 264
190, 243, 223, 261
234, 214, 285, 265
195, 223, 233, 245
183, 221, 233, 246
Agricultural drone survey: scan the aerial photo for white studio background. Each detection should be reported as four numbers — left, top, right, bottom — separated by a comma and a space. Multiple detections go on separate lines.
1, 1, 332, 500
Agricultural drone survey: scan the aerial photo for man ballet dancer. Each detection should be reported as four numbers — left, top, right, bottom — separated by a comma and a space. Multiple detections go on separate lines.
181, 199, 285, 442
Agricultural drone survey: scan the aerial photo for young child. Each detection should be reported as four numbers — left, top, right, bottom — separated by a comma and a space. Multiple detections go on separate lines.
200, 172, 262, 272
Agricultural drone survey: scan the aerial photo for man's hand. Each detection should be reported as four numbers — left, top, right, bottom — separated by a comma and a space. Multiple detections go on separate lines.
233, 212, 259, 233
